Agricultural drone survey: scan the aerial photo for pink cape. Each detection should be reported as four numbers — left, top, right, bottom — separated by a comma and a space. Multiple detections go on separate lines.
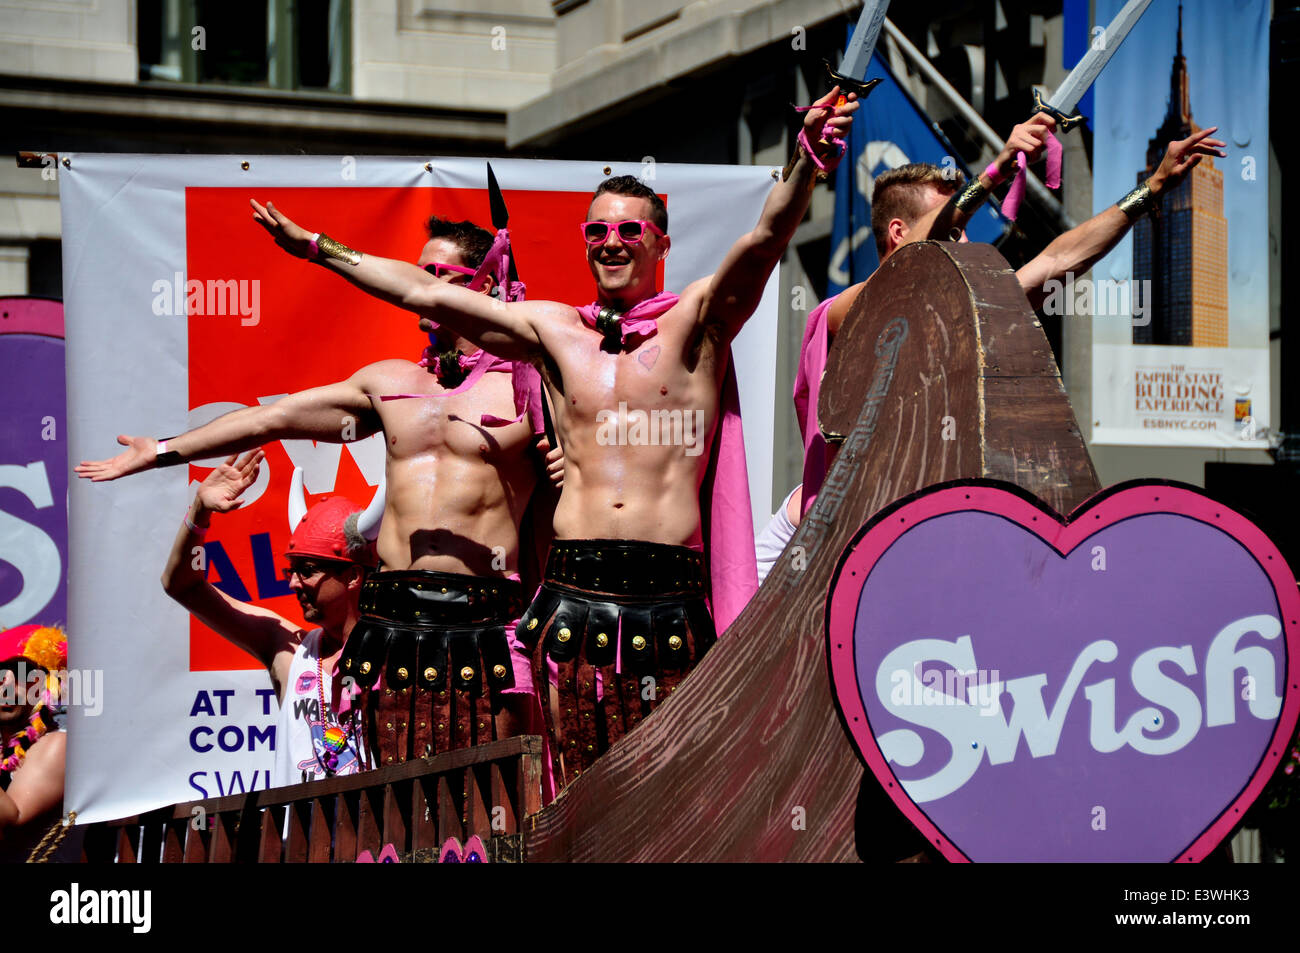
574, 294, 757, 634
792, 295, 836, 519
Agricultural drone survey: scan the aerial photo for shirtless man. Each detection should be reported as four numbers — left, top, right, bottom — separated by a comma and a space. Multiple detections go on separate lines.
77, 217, 560, 767
243, 86, 859, 787
754, 119, 1228, 582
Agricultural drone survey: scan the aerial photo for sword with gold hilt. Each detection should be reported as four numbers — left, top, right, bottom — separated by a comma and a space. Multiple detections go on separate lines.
785, 0, 889, 179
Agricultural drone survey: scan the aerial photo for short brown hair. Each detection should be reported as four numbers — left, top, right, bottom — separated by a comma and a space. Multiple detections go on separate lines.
590, 176, 668, 233
425, 217, 495, 268
870, 163, 964, 257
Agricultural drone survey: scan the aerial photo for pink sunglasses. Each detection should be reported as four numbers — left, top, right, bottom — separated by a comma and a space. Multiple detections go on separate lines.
580, 219, 665, 245
423, 261, 478, 282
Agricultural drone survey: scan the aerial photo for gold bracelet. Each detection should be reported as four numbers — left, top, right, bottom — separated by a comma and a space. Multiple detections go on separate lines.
1117, 182, 1157, 221
953, 178, 990, 214
315, 233, 363, 265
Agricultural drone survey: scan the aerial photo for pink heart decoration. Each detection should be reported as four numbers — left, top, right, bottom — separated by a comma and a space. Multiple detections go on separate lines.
826, 481, 1300, 862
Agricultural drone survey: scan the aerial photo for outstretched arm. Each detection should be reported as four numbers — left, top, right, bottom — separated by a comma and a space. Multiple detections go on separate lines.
698, 87, 858, 341
161, 451, 300, 701
76, 372, 379, 482
1017, 127, 1226, 309
249, 200, 558, 362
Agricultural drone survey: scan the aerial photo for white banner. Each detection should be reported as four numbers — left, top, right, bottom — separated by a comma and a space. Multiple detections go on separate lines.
61, 154, 780, 824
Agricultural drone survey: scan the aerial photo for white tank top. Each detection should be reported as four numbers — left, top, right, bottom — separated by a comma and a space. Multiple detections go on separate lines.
272, 629, 367, 788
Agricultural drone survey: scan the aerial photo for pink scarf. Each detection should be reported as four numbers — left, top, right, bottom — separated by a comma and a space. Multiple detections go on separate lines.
575, 291, 675, 349
574, 292, 758, 634
378, 348, 544, 435
792, 296, 834, 518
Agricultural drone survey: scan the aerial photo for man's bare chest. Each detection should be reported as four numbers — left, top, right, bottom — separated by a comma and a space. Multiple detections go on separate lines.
554, 327, 719, 426
372, 370, 531, 463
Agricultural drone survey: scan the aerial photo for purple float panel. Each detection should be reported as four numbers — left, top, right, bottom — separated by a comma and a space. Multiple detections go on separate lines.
0, 297, 68, 628
827, 481, 1300, 862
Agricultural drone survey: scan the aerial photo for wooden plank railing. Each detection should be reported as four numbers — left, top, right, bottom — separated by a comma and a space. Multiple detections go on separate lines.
81, 735, 543, 863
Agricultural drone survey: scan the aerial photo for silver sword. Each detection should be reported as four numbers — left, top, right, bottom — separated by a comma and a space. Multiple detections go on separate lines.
1033, 0, 1154, 132
825, 0, 891, 103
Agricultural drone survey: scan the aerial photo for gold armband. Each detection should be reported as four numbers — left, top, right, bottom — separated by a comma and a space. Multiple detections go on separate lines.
953, 178, 991, 214
315, 233, 363, 265
1117, 182, 1158, 221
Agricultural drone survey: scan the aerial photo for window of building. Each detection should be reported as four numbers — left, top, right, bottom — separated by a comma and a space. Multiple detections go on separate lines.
138, 0, 350, 93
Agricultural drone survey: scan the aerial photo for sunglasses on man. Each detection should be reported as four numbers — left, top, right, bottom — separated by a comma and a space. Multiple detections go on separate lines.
422, 262, 479, 284
580, 219, 665, 245
281, 559, 353, 582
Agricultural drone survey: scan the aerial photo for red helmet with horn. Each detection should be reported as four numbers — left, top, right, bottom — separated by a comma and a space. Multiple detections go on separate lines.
284, 467, 378, 567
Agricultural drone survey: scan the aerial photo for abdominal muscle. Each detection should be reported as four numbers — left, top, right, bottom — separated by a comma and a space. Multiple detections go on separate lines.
374, 448, 532, 577
550, 408, 717, 547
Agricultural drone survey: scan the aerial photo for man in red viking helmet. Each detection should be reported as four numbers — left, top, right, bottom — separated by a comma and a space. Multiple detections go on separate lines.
161, 451, 375, 786
0, 623, 70, 861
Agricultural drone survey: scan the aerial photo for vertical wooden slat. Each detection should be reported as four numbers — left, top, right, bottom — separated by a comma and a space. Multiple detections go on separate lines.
308, 798, 333, 863
382, 781, 409, 856
466, 764, 491, 837
183, 816, 209, 864
519, 745, 544, 820
210, 813, 235, 863
285, 800, 310, 862
489, 762, 516, 835
163, 817, 186, 863
437, 771, 462, 844
336, 791, 358, 861
412, 775, 437, 850
258, 807, 283, 863
357, 787, 382, 855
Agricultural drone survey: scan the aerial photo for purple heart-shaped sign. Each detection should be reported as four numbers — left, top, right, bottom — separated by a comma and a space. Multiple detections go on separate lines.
826, 481, 1300, 862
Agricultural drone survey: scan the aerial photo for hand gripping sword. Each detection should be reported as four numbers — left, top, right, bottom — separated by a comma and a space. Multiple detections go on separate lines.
1032, 0, 1154, 133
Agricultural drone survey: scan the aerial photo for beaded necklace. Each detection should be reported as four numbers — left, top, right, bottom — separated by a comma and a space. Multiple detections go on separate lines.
315, 651, 353, 775
1, 703, 50, 783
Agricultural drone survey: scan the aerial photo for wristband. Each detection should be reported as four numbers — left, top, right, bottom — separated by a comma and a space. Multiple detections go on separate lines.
984, 162, 1011, 187
155, 439, 183, 468
184, 511, 208, 536
308, 232, 321, 259
1117, 181, 1158, 221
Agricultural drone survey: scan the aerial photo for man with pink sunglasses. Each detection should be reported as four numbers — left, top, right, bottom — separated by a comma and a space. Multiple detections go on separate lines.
234, 86, 857, 790
78, 216, 563, 770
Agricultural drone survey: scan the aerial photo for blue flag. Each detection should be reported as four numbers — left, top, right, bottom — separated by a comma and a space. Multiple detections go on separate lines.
828, 56, 1006, 295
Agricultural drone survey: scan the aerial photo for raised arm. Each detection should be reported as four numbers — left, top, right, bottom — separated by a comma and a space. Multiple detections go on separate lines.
160, 451, 301, 701
75, 370, 380, 482
906, 114, 1057, 248
698, 87, 858, 341
249, 200, 558, 362
1017, 127, 1226, 310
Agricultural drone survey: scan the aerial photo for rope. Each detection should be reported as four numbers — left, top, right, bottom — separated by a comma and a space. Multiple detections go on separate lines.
26, 810, 76, 863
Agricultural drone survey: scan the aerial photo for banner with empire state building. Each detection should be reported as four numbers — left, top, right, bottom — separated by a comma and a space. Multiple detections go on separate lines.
1089, 0, 1270, 448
